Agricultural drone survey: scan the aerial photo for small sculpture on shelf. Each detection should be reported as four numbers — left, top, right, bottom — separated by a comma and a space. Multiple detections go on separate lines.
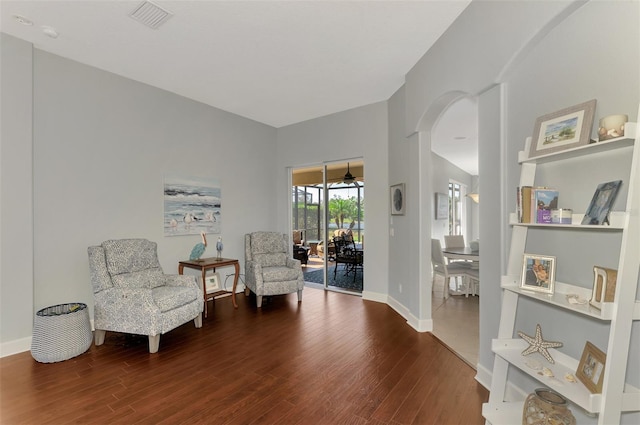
189, 232, 207, 261
518, 324, 563, 364
216, 237, 223, 260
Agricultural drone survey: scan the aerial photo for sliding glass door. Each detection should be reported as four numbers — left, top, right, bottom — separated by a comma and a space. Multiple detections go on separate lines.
291, 160, 364, 294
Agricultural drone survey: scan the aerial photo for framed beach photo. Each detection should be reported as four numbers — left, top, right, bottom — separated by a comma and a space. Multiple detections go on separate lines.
520, 254, 556, 294
390, 183, 405, 215
581, 180, 622, 225
529, 99, 597, 159
204, 272, 221, 294
576, 341, 606, 393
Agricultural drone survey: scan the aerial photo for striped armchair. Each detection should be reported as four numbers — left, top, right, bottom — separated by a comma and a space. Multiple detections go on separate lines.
244, 232, 304, 308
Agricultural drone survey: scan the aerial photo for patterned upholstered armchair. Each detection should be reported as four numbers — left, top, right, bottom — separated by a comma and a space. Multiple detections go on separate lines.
87, 239, 203, 353
244, 232, 304, 308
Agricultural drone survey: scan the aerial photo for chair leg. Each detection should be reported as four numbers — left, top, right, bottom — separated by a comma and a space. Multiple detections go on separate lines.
444, 277, 450, 299
297, 289, 303, 303
194, 313, 202, 328
148, 334, 160, 354
256, 295, 263, 308
94, 329, 106, 346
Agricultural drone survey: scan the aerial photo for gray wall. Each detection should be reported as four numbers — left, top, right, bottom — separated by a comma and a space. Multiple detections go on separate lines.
1, 41, 278, 354
276, 102, 389, 299
1, 34, 34, 351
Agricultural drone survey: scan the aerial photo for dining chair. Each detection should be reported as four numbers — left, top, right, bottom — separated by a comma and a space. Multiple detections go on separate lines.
431, 239, 472, 299
444, 235, 465, 249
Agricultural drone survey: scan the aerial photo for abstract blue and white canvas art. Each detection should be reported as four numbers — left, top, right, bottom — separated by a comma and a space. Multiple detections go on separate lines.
164, 174, 221, 236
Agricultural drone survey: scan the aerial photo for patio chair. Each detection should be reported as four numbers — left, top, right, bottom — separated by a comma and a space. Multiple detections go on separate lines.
87, 239, 203, 353
333, 235, 363, 283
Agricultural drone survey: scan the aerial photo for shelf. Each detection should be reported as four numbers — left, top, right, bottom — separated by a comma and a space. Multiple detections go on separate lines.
518, 124, 636, 164
492, 338, 601, 413
492, 339, 640, 414
501, 276, 640, 320
508, 211, 626, 229
482, 402, 523, 425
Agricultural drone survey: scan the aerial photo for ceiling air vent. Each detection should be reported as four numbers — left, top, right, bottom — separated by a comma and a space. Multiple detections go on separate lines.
129, 1, 173, 29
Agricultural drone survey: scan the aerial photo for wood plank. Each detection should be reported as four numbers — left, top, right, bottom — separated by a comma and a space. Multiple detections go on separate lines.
0, 287, 488, 424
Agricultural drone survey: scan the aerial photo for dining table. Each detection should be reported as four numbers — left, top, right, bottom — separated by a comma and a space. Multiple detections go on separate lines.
441, 247, 479, 261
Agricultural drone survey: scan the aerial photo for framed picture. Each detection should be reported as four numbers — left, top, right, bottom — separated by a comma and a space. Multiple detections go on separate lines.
390, 183, 405, 215
435, 192, 448, 220
581, 180, 622, 225
204, 272, 221, 294
529, 99, 597, 159
576, 341, 606, 393
589, 266, 617, 309
520, 254, 556, 294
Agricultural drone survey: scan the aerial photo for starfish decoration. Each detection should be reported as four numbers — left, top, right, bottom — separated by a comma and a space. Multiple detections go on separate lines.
517, 324, 563, 364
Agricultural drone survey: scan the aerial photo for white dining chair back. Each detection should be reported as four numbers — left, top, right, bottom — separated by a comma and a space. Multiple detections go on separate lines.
444, 235, 465, 249
431, 239, 472, 299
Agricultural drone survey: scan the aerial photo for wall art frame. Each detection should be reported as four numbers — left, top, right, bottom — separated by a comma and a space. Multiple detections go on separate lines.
529, 99, 597, 159
520, 253, 556, 294
576, 341, 606, 393
435, 192, 448, 220
390, 183, 405, 215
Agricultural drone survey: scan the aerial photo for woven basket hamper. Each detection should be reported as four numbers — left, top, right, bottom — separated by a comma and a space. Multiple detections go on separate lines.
31, 303, 92, 363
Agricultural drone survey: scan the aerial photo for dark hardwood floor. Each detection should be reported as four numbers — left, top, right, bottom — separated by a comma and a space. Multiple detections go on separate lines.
0, 287, 488, 424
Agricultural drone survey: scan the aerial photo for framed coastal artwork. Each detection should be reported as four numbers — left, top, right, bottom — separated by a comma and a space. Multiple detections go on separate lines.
529, 99, 597, 159
164, 174, 221, 236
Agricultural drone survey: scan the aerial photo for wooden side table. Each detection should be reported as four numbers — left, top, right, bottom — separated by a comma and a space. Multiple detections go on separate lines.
178, 257, 240, 317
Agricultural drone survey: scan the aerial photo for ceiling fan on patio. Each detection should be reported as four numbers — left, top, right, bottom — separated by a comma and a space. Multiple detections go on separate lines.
343, 163, 355, 184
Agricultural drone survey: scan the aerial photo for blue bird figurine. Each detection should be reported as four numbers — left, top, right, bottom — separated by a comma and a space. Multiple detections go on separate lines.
216, 237, 223, 260
190, 232, 207, 260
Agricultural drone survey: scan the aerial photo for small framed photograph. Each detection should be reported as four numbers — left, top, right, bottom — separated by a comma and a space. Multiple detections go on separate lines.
581, 180, 622, 225
529, 99, 597, 159
590, 266, 617, 309
204, 272, 221, 294
520, 254, 556, 294
435, 192, 448, 220
576, 341, 606, 393
390, 183, 405, 215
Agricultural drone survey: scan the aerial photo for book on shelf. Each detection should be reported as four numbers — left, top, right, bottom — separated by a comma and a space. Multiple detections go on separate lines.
517, 186, 559, 223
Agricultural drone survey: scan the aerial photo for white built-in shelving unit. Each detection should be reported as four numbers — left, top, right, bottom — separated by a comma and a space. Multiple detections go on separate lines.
483, 108, 640, 424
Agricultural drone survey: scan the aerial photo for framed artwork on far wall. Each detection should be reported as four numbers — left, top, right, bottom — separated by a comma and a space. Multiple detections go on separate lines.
390, 183, 405, 215
529, 99, 597, 159
435, 192, 448, 220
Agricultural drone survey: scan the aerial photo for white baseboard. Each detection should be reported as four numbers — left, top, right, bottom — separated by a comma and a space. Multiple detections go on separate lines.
1, 336, 31, 358
475, 363, 492, 390
385, 295, 433, 332
361, 290, 388, 303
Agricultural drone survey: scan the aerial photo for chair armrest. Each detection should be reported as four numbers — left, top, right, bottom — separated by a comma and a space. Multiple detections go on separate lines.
286, 257, 301, 269
95, 287, 160, 314
163, 274, 198, 289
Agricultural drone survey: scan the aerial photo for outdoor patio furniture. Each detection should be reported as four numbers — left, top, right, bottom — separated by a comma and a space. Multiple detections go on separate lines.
333, 235, 363, 282
293, 244, 309, 265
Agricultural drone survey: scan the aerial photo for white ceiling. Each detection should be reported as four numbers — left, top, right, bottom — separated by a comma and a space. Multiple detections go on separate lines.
1, 0, 478, 174
432, 96, 479, 175
1, 0, 470, 128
